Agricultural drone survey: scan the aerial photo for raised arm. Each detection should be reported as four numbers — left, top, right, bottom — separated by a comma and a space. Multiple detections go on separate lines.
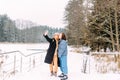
43, 31, 52, 43
43, 34, 52, 43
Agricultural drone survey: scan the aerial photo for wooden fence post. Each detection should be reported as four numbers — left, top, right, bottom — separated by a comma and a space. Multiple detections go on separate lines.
33, 56, 35, 68
14, 54, 16, 75
29, 57, 31, 71
20, 56, 22, 72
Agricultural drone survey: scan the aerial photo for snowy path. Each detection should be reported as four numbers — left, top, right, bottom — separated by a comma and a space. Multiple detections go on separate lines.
0, 43, 118, 80
10, 52, 120, 80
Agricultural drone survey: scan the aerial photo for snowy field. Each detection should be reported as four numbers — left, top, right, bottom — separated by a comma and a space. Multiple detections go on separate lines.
0, 43, 120, 80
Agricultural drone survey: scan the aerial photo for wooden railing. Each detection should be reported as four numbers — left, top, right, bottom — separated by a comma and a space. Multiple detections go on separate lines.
81, 51, 120, 74
0, 49, 46, 80
91, 52, 120, 73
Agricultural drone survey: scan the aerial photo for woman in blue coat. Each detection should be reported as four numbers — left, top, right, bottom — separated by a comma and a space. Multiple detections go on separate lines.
58, 33, 68, 80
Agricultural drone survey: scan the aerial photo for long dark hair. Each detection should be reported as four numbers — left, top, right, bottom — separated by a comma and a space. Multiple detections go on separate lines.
61, 33, 66, 40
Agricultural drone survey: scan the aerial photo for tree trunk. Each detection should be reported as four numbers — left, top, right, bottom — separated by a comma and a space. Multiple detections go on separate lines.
114, 0, 120, 51
108, 6, 115, 51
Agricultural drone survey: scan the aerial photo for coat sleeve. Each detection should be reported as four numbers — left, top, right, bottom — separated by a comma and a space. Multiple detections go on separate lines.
58, 41, 67, 57
43, 35, 52, 43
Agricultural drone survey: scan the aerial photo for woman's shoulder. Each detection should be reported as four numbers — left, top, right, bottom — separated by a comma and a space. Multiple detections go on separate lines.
60, 40, 67, 44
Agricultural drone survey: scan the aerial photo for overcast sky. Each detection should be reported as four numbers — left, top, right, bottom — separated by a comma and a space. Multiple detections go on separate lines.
0, 0, 69, 28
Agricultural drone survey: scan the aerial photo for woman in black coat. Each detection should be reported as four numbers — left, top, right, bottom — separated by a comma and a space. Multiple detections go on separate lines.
43, 31, 59, 77
44, 35, 56, 63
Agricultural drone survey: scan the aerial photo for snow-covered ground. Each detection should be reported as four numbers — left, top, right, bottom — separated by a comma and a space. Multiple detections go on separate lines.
0, 43, 120, 80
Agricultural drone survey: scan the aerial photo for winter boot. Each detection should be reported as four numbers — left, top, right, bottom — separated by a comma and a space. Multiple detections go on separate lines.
50, 71, 54, 76
60, 75, 68, 80
54, 72, 57, 77
58, 73, 64, 78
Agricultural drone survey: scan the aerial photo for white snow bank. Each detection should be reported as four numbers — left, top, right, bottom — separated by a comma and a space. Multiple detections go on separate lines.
0, 44, 120, 80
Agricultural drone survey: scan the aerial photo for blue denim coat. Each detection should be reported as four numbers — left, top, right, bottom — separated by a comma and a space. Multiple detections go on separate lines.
58, 40, 68, 57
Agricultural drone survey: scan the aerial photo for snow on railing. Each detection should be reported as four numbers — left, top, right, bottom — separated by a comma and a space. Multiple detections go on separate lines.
80, 46, 91, 73
0, 49, 46, 80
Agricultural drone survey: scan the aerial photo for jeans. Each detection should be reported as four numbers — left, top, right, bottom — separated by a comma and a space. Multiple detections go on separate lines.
59, 55, 68, 75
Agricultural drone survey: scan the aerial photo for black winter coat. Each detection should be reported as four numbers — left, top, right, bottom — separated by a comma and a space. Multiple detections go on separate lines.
43, 35, 56, 64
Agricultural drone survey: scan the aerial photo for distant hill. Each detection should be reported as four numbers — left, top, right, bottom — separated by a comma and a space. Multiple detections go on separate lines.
19, 26, 64, 43
0, 14, 65, 43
